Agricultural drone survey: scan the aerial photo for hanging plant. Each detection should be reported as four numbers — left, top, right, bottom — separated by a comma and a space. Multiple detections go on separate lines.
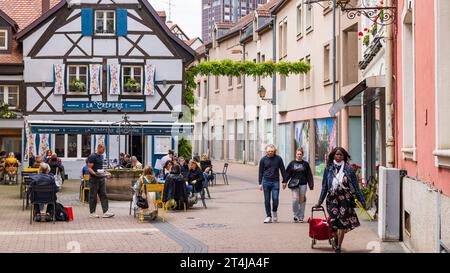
184, 60, 311, 121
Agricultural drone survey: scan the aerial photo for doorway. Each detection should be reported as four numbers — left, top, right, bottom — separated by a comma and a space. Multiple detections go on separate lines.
128, 135, 144, 163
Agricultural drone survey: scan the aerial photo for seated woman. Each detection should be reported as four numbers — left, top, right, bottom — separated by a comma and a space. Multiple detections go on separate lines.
163, 164, 188, 210
4, 152, 20, 184
200, 154, 214, 184
133, 166, 158, 220
186, 160, 205, 203
162, 160, 174, 181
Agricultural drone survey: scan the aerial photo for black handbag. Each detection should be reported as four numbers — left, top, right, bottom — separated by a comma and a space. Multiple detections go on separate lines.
288, 178, 300, 189
136, 185, 149, 209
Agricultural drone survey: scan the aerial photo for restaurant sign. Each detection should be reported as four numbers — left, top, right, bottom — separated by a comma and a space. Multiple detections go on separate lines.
63, 101, 145, 111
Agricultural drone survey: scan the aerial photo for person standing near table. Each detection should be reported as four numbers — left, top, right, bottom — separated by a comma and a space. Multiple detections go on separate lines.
87, 144, 114, 219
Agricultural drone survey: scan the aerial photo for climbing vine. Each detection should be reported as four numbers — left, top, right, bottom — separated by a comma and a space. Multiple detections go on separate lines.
184, 60, 311, 121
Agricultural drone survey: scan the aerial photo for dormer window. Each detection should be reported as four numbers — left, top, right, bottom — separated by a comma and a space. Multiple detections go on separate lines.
0, 30, 7, 50
95, 11, 115, 35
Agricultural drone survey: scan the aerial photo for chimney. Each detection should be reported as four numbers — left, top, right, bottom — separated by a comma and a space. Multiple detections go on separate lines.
42, 0, 50, 14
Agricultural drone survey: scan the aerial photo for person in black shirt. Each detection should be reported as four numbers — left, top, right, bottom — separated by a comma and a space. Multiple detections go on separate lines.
178, 157, 190, 179
87, 144, 114, 219
285, 147, 314, 223
200, 154, 214, 184
186, 160, 205, 203
258, 144, 287, 224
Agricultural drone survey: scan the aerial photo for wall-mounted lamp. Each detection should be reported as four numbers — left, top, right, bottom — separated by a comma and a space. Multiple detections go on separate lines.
258, 85, 273, 104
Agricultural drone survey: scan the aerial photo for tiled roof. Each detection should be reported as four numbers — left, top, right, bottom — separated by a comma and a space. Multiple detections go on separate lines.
215, 22, 234, 29
0, 0, 60, 65
0, 0, 61, 30
226, 12, 254, 34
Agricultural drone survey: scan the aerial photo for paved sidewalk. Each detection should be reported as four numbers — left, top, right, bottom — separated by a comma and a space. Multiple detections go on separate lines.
0, 161, 405, 253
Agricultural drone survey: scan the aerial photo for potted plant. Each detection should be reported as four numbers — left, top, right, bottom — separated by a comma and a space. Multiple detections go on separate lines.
69, 79, 86, 92
124, 78, 141, 93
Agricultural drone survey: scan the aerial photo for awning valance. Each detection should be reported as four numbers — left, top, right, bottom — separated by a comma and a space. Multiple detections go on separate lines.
329, 76, 385, 116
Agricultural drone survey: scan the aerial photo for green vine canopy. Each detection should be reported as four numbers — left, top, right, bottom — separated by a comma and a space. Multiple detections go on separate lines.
183, 60, 311, 120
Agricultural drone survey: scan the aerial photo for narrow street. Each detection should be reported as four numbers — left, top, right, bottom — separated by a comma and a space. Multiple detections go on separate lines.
0, 161, 405, 253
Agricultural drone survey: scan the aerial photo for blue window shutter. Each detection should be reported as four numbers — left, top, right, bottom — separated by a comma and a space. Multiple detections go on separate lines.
81, 8, 94, 36
116, 9, 128, 36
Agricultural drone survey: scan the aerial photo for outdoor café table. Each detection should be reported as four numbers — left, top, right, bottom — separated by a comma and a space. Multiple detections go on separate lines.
21, 168, 39, 210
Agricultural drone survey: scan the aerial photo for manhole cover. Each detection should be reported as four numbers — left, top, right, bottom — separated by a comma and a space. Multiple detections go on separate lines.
195, 223, 228, 229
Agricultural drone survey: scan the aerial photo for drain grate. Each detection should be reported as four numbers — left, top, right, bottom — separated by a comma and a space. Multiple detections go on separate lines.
195, 223, 228, 229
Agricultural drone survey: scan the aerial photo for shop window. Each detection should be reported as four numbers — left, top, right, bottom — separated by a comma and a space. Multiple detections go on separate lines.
82, 135, 91, 158
55, 134, 65, 158
67, 134, 78, 158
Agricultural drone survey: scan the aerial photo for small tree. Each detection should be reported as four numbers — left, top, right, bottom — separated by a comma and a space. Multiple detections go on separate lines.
178, 138, 192, 159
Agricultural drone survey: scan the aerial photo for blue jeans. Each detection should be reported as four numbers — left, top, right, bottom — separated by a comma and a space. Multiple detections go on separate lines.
262, 179, 280, 217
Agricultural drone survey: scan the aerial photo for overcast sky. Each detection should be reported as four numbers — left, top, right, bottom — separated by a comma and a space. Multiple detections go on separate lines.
148, 0, 202, 40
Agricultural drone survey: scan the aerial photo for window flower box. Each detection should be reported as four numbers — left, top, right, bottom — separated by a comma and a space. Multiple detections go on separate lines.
69, 79, 87, 93
123, 79, 141, 93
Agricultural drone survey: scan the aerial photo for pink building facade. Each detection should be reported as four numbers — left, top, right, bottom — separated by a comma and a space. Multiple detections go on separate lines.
395, 0, 450, 253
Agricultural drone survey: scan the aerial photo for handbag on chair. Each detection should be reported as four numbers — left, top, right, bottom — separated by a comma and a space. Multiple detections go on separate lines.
136, 185, 149, 209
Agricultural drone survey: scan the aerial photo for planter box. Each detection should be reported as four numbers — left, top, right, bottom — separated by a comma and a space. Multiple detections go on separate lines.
105, 169, 142, 201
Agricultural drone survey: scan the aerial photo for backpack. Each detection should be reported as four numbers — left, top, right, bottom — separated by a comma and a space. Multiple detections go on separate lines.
55, 202, 69, 221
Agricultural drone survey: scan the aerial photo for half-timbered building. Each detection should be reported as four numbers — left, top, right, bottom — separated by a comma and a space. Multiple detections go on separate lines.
14, 0, 195, 178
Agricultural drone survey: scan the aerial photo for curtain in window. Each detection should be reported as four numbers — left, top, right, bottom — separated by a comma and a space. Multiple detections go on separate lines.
89, 64, 102, 95
144, 64, 156, 95
108, 64, 121, 95
53, 64, 65, 95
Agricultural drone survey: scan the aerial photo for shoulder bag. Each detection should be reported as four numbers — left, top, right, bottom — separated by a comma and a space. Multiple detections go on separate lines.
288, 178, 300, 189
136, 184, 149, 209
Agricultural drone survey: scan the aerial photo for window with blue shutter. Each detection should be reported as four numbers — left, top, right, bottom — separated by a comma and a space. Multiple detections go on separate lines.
116, 9, 128, 36
81, 8, 94, 36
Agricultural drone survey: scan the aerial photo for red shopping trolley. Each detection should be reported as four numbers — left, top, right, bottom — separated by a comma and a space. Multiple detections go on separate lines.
307, 206, 336, 249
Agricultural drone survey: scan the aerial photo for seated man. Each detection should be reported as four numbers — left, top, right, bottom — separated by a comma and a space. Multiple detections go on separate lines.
32, 155, 44, 169
130, 156, 143, 170
27, 163, 59, 222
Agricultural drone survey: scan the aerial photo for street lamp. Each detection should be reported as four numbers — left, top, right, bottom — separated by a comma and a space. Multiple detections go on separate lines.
258, 85, 272, 103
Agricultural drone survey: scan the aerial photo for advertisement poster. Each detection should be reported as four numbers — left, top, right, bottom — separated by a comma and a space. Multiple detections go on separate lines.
315, 118, 337, 176
294, 121, 310, 164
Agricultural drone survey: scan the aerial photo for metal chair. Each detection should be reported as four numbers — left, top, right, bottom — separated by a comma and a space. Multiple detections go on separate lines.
214, 163, 229, 185
79, 175, 90, 204
22, 175, 34, 211
202, 173, 211, 199
29, 184, 57, 225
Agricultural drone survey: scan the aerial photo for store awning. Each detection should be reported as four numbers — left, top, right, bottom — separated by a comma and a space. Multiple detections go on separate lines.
329, 76, 386, 116
26, 120, 193, 136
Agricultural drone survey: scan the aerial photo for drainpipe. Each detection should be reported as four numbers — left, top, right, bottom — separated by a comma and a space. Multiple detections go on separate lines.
271, 15, 277, 146
386, 0, 395, 168
205, 49, 211, 158
240, 41, 247, 164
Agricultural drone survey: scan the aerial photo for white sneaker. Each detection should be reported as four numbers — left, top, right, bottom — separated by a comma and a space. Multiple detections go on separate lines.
272, 212, 278, 222
102, 211, 115, 218
264, 217, 272, 224
89, 213, 100, 218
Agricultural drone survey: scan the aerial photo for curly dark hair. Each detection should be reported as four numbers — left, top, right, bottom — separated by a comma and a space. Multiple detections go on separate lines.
327, 147, 351, 167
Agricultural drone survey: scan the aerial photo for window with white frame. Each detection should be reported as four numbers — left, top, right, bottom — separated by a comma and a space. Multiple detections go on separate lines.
122, 66, 143, 94
54, 134, 92, 158
279, 19, 288, 58
305, 3, 313, 33
67, 134, 78, 158
299, 57, 305, 91
297, 4, 303, 36
324, 44, 331, 83
0, 30, 7, 50
55, 134, 65, 158
0, 86, 19, 109
305, 55, 312, 89
280, 75, 286, 91
67, 65, 88, 94
434, 0, 450, 167
401, 2, 416, 160
95, 10, 115, 35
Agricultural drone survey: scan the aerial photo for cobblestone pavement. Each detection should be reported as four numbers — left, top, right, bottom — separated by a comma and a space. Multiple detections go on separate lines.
0, 161, 403, 253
